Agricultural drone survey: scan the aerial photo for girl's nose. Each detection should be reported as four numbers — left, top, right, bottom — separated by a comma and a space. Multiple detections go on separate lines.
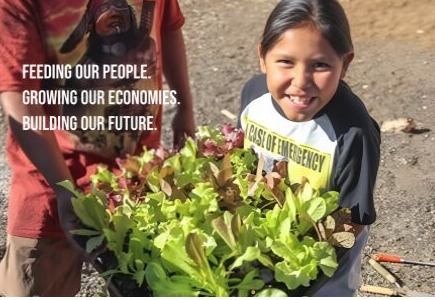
290, 66, 312, 91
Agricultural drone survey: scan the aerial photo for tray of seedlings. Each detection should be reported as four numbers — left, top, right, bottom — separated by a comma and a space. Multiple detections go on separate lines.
61, 124, 355, 297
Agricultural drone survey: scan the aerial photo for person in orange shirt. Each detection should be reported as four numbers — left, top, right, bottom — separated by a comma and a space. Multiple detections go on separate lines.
0, 0, 195, 296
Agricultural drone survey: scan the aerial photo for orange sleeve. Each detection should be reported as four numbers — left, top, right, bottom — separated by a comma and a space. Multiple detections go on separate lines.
161, 0, 185, 31
0, 0, 45, 92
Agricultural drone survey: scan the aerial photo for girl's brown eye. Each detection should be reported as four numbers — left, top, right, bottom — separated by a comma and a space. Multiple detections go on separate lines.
313, 62, 330, 71
278, 60, 293, 65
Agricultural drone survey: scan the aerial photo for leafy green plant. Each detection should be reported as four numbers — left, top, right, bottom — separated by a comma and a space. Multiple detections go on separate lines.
60, 123, 355, 296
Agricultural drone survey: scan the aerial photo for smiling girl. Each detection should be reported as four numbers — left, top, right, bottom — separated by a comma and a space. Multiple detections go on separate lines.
239, 0, 381, 296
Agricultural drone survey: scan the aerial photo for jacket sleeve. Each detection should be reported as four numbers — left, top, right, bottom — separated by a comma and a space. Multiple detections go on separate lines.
334, 120, 381, 225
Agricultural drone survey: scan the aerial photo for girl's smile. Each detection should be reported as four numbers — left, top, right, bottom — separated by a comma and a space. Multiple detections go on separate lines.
259, 24, 353, 122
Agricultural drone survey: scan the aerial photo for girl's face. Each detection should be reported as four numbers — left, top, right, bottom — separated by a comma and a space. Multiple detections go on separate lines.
259, 25, 353, 122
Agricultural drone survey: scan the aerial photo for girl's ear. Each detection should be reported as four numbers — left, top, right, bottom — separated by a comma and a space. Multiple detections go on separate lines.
257, 44, 267, 74
340, 52, 354, 79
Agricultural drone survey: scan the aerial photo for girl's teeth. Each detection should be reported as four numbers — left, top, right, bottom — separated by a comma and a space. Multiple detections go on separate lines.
291, 96, 311, 104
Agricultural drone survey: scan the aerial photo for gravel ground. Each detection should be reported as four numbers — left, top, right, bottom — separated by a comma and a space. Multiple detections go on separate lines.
0, 110, 8, 261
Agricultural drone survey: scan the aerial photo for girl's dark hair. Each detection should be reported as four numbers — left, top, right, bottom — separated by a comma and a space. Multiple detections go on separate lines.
260, 0, 353, 57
